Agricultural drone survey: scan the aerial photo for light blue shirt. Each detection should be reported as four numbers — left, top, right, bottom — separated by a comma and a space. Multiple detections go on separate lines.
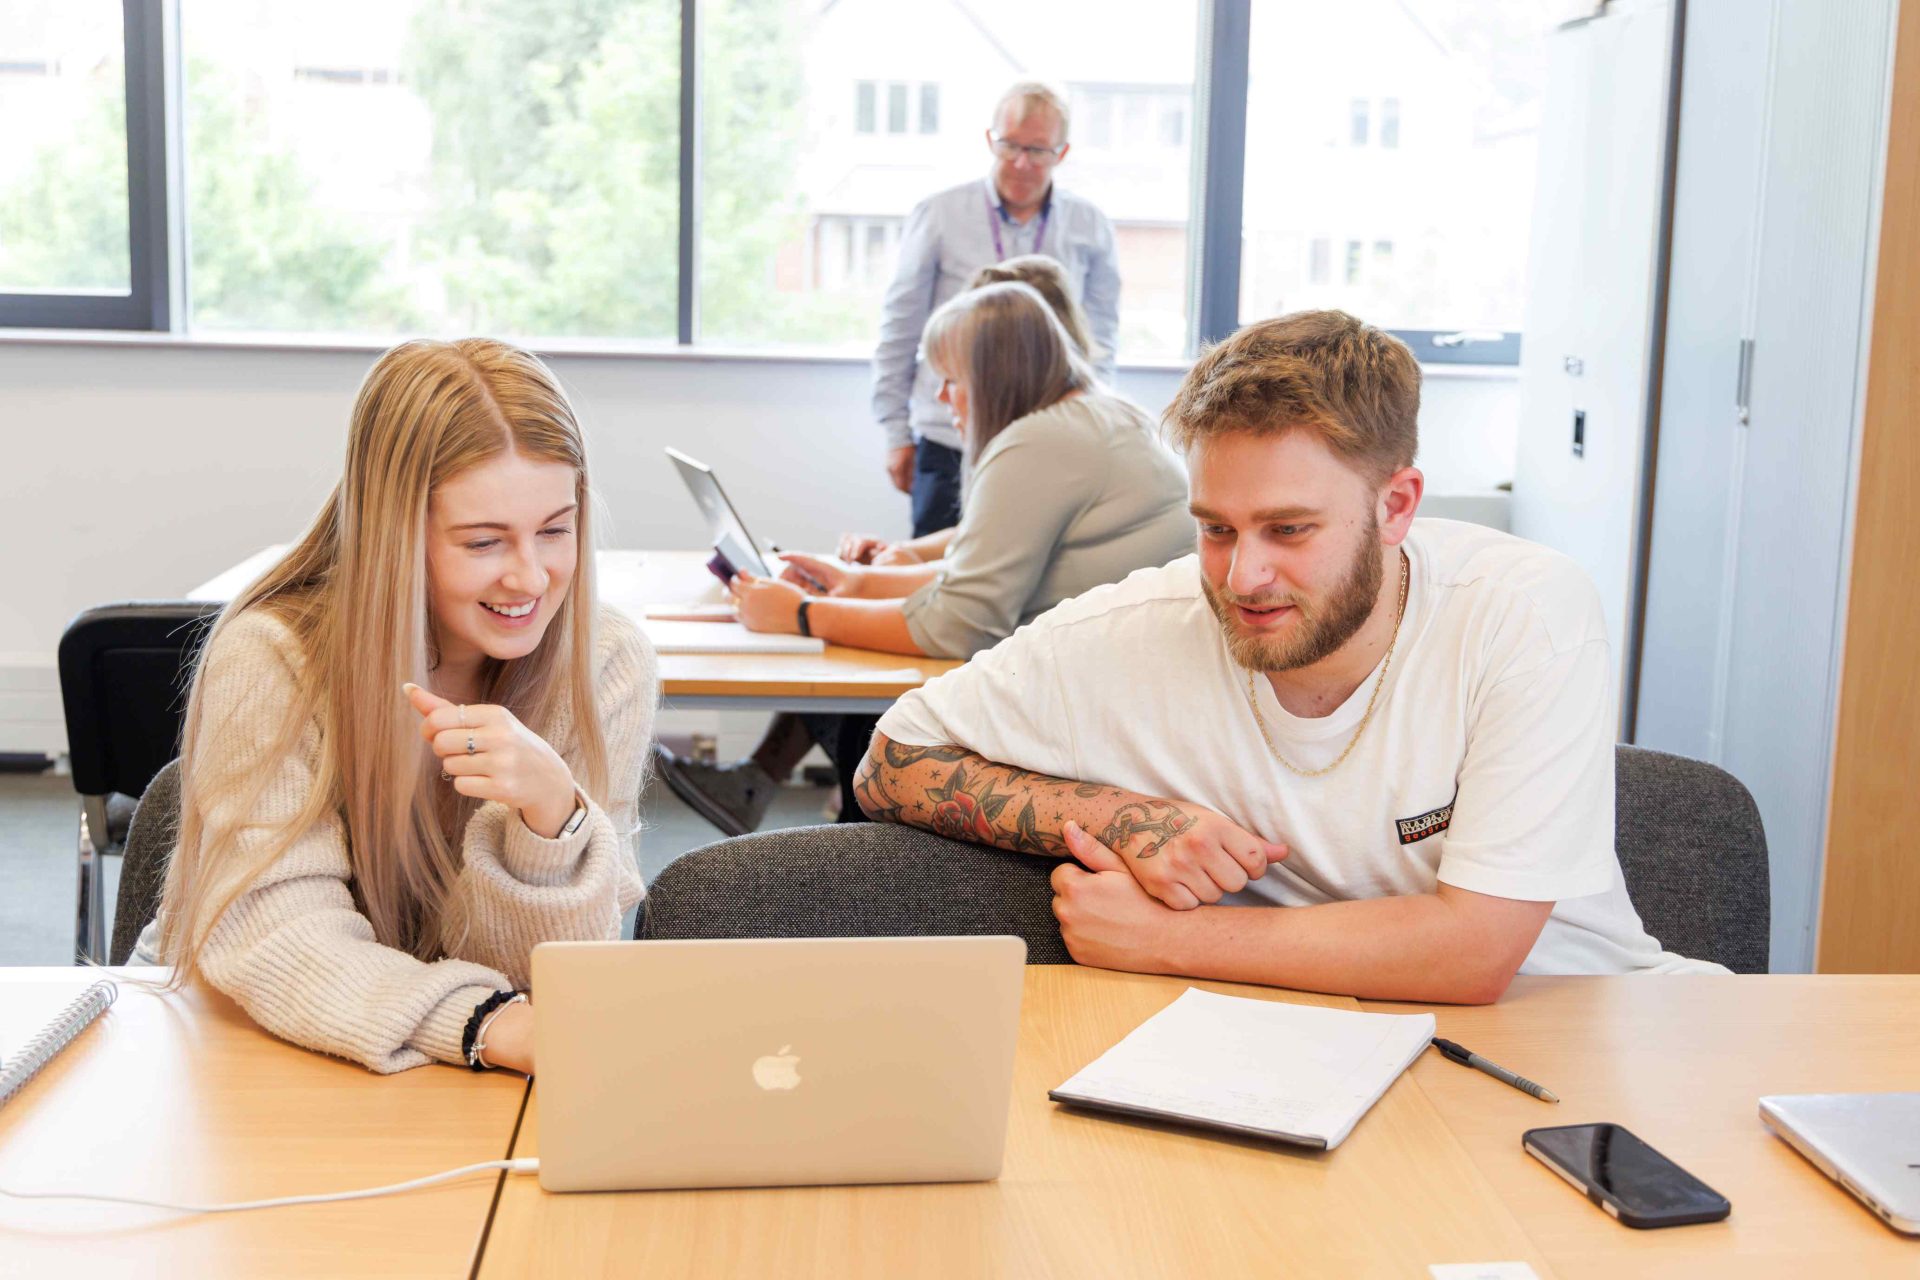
871, 177, 1121, 452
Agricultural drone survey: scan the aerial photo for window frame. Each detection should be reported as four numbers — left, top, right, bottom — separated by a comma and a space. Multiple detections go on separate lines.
0, 0, 170, 331
0, 0, 1520, 367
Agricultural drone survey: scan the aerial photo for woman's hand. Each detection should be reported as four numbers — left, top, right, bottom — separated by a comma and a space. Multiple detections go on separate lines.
405, 684, 580, 838
727, 571, 809, 633
871, 544, 922, 567
777, 552, 864, 597
476, 999, 535, 1074
836, 533, 890, 564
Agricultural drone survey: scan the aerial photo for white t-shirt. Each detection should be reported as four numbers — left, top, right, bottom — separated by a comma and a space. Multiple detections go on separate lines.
878, 518, 1724, 975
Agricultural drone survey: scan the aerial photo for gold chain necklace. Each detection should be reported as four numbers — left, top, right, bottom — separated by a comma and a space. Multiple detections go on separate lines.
1243, 550, 1409, 778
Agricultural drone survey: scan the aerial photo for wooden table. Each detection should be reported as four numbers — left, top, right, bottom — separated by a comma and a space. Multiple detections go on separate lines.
8, 969, 1912, 1277
191, 547, 961, 713
0, 969, 527, 1279
481, 971, 1919, 1279
1364, 975, 1920, 1279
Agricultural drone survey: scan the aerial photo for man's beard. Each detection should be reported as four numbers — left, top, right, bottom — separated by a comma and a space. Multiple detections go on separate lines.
1204, 521, 1385, 673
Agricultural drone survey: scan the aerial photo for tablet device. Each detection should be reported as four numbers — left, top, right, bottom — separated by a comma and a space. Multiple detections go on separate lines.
666, 447, 775, 580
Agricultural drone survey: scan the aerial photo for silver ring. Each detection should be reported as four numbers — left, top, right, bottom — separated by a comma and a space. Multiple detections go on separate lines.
457, 704, 468, 728
466, 734, 476, 756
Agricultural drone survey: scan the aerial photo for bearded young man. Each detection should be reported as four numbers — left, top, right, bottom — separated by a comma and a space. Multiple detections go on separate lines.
853, 310, 1723, 1003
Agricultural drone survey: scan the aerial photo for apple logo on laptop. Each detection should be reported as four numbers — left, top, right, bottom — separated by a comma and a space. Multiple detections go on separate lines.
752, 1045, 801, 1091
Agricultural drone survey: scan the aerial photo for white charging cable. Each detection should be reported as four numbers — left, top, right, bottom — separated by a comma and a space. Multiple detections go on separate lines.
0, 1157, 540, 1215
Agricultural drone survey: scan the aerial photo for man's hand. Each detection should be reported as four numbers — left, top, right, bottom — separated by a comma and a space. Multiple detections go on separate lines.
886, 443, 916, 494
1048, 821, 1180, 972
727, 571, 807, 633
1086, 799, 1289, 910
871, 544, 922, 566
405, 684, 579, 838
777, 552, 863, 597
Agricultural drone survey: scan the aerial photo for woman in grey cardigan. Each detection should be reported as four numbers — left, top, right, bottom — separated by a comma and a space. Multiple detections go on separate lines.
660, 281, 1191, 834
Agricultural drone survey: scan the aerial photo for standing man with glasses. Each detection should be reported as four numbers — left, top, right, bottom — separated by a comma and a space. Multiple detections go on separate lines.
872, 81, 1122, 536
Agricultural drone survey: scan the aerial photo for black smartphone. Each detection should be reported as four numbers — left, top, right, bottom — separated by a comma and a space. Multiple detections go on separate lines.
1523, 1123, 1731, 1228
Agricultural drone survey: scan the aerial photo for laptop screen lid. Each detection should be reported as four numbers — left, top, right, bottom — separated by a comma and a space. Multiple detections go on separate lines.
532, 936, 1027, 1192
665, 447, 775, 579
1759, 1093, 1920, 1234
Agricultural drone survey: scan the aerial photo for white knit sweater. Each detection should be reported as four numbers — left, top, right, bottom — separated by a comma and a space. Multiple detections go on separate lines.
144, 605, 655, 1073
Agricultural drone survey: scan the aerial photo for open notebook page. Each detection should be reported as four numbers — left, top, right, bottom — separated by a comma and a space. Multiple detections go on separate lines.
1049, 988, 1436, 1150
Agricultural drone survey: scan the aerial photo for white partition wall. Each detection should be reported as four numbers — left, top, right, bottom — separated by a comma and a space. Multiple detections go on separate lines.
1636, 0, 1898, 972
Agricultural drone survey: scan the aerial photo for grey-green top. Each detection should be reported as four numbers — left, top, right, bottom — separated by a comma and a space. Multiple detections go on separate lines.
901, 390, 1192, 659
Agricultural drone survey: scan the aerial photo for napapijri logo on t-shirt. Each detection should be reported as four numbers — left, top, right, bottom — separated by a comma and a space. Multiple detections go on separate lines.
1395, 792, 1457, 846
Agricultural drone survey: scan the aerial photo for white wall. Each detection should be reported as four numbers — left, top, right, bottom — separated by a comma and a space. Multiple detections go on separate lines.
0, 337, 1516, 754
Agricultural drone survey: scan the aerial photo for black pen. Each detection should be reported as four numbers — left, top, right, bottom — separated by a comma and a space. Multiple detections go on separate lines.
1431, 1037, 1559, 1103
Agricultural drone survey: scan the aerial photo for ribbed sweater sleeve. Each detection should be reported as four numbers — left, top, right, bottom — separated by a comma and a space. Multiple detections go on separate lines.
186, 608, 656, 1074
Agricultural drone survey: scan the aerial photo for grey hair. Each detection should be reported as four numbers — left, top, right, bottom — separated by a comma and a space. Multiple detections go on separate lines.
993, 80, 1071, 140
922, 281, 1093, 464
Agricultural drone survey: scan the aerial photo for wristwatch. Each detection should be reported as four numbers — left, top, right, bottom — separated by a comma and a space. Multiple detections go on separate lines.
795, 597, 813, 638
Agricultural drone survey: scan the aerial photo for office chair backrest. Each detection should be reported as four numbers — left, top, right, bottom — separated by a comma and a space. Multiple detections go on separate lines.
640, 822, 1072, 962
644, 746, 1772, 974
58, 602, 221, 801
112, 757, 182, 965
1613, 744, 1771, 973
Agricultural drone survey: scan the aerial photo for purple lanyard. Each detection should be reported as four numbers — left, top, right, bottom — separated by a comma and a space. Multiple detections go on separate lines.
986, 188, 1049, 261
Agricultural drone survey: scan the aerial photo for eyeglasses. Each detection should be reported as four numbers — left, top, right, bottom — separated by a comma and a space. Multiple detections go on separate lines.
990, 135, 1066, 165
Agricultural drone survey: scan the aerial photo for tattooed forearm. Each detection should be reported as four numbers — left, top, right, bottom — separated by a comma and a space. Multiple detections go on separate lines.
853, 731, 1192, 862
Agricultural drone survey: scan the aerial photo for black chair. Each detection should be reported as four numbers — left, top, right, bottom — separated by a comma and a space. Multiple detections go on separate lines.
57, 602, 219, 963
642, 745, 1773, 973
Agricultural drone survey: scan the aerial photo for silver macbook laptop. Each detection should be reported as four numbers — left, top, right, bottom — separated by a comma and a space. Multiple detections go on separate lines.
531, 937, 1027, 1192
665, 447, 775, 579
1759, 1092, 1920, 1234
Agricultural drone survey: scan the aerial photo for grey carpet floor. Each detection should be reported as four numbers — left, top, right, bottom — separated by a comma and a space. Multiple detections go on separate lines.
0, 771, 836, 968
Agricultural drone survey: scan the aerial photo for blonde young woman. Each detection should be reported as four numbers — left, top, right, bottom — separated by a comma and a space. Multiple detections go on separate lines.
656, 281, 1190, 834
142, 338, 655, 1075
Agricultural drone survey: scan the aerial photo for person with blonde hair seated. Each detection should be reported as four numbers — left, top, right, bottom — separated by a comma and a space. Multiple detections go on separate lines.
655, 281, 1188, 834
140, 338, 655, 1074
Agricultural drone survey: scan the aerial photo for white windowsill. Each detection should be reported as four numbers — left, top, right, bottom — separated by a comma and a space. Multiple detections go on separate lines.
0, 326, 1521, 379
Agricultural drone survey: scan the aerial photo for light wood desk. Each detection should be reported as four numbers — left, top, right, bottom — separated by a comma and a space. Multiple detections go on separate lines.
190, 547, 961, 713
482, 972, 1919, 1279
1364, 975, 1920, 1279
0, 969, 527, 1279
479, 968, 1550, 1279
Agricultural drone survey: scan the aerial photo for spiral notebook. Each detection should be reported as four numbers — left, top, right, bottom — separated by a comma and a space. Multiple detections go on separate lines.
0, 980, 117, 1109
1048, 987, 1436, 1151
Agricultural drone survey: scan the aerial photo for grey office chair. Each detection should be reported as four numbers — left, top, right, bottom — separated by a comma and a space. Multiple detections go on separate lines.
641, 745, 1772, 974
57, 602, 219, 962
111, 758, 182, 965
640, 821, 1073, 962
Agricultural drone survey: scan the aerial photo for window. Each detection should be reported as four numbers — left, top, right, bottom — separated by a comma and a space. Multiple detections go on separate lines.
180, 0, 680, 338
1239, 0, 1544, 354
0, 0, 163, 329
701, 0, 1199, 358
6, 0, 1529, 364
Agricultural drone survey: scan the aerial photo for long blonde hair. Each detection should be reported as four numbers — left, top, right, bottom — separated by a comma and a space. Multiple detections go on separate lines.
157, 338, 607, 987
923, 280, 1092, 460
